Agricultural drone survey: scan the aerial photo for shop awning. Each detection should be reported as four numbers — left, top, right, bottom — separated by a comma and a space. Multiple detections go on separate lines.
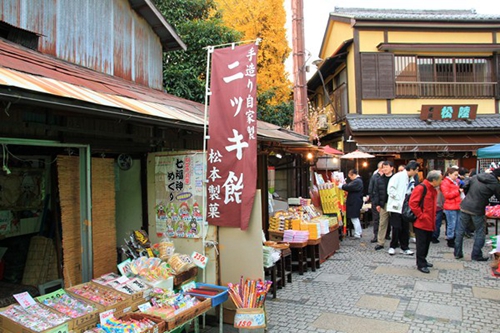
355, 135, 500, 153
0, 38, 310, 146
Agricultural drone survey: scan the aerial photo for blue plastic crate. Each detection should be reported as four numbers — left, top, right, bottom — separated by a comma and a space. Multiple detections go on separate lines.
188, 283, 228, 307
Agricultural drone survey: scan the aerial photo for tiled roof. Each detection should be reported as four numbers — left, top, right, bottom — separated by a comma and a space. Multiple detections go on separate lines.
332, 7, 500, 21
346, 114, 500, 132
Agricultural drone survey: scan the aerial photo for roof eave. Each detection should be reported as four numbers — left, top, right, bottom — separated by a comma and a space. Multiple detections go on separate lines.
128, 0, 187, 52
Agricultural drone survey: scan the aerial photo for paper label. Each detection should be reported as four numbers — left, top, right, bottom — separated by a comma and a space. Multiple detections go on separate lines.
234, 310, 266, 329
191, 251, 208, 269
13, 292, 36, 308
138, 302, 152, 312
181, 281, 197, 292
45, 323, 69, 333
99, 309, 115, 324
36, 288, 67, 303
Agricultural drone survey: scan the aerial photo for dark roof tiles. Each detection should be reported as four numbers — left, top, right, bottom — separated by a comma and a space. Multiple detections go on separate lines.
332, 7, 500, 21
346, 114, 500, 132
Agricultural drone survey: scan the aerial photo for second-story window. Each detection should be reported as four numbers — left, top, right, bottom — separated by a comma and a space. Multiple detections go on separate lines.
395, 56, 495, 98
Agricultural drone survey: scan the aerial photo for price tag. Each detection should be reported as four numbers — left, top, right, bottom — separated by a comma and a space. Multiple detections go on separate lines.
138, 302, 152, 312
191, 251, 208, 269
99, 309, 115, 325
234, 309, 266, 329
36, 288, 66, 303
13, 292, 36, 308
181, 281, 197, 292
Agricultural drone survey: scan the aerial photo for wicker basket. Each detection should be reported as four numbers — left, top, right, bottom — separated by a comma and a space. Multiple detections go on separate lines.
264, 241, 289, 250
173, 266, 198, 288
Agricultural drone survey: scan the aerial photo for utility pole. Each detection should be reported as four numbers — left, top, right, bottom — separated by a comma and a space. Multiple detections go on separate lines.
291, 0, 308, 135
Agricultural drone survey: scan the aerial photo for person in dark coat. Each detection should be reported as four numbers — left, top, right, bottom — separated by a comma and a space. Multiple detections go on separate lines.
410, 170, 442, 273
454, 168, 500, 261
367, 161, 386, 243
339, 169, 364, 238
372, 161, 394, 250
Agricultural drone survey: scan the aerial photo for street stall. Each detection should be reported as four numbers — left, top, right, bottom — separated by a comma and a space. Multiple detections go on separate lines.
0, 226, 231, 333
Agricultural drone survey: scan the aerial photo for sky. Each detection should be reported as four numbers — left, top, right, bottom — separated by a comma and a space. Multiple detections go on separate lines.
284, 0, 500, 79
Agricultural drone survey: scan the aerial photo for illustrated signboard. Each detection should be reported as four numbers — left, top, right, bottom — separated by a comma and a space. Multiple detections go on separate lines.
154, 152, 204, 238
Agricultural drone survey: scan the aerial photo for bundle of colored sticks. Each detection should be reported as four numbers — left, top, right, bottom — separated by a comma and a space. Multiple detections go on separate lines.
227, 277, 272, 308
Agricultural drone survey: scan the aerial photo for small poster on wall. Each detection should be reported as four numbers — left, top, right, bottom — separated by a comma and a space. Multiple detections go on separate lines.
154, 152, 204, 238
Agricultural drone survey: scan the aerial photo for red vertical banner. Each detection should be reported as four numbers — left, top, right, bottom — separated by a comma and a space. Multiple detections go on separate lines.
206, 43, 258, 230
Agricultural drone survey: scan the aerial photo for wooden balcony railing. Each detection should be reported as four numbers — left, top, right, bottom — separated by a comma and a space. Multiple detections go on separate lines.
396, 81, 497, 98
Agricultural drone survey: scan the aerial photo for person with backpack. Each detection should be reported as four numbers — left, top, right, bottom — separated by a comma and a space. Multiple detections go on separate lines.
409, 170, 443, 273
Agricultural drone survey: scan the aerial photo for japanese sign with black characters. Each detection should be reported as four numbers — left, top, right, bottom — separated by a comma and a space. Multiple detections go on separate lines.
206, 43, 259, 230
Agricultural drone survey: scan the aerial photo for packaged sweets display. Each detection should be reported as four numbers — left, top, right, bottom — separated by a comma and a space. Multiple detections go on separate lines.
41, 293, 98, 318
0, 303, 70, 332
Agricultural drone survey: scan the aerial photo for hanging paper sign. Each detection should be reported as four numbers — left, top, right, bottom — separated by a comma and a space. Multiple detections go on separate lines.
13, 291, 36, 308
191, 251, 208, 269
138, 302, 152, 312
36, 288, 67, 303
99, 309, 115, 325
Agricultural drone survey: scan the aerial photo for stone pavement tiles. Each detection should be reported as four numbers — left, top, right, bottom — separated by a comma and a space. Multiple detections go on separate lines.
200, 224, 498, 332
256, 224, 500, 333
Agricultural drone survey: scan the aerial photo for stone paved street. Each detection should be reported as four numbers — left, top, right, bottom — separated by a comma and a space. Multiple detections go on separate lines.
202, 222, 499, 333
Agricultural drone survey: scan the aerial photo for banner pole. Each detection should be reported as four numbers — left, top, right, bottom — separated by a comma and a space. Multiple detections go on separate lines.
202, 45, 214, 285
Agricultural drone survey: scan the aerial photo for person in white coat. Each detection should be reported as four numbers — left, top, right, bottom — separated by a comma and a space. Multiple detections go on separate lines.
386, 161, 420, 255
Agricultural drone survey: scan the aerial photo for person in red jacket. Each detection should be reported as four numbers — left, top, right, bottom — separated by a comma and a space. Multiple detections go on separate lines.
409, 170, 443, 274
440, 167, 464, 248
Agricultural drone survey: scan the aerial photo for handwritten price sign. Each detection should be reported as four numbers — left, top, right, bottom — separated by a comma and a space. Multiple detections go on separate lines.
13, 291, 36, 308
99, 309, 115, 325
191, 251, 208, 269
234, 310, 266, 329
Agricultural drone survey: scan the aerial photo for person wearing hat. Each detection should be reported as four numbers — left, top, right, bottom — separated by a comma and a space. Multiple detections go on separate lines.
454, 168, 500, 261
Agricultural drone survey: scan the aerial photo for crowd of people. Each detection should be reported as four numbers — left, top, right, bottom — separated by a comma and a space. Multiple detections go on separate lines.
344, 161, 500, 274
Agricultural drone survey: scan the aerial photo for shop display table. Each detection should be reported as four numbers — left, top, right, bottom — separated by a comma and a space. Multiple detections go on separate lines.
289, 241, 308, 275
319, 226, 340, 263
278, 248, 292, 286
268, 230, 284, 241
307, 238, 321, 272
264, 264, 279, 299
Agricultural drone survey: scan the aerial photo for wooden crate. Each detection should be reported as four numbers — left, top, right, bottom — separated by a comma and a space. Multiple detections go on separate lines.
0, 304, 70, 333
173, 266, 198, 288
67, 282, 132, 318
118, 313, 166, 333
166, 297, 211, 331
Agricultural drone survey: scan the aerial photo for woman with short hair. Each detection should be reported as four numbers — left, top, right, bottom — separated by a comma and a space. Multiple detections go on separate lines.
440, 167, 463, 248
